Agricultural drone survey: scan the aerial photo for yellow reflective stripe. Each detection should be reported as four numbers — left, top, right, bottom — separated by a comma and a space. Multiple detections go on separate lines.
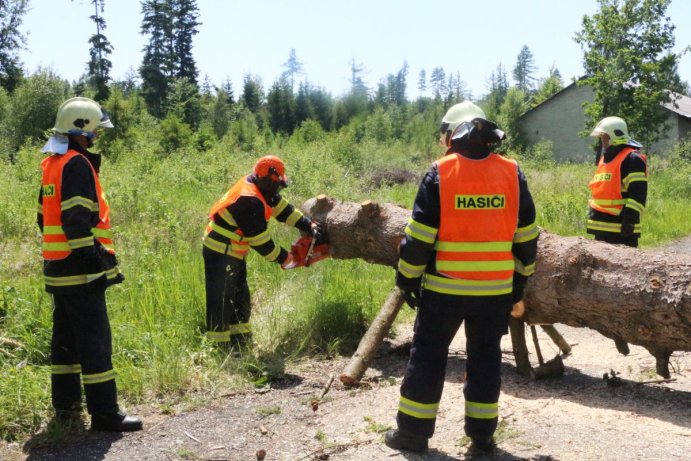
587, 220, 641, 233
37, 205, 43, 215
228, 323, 251, 335
622, 172, 647, 189
625, 199, 645, 214
43, 225, 65, 235
398, 396, 439, 419
435, 241, 512, 252
245, 230, 271, 245
589, 201, 622, 215
51, 364, 82, 375
398, 259, 426, 279
465, 401, 498, 419
68, 236, 93, 249
263, 246, 280, 261
514, 222, 539, 243
218, 209, 238, 227
271, 197, 289, 217
286, 209, 303, 227
209, 222, 242, 241
92, 228, 113, 239
423, 274, 513, 296
105, 267, 121, 280
405, 218, 438, 244
207, 330, 231, 342
514, 258, 535, 276
61, 196, 98, 212
44, 271, 105, 287
82, 369, 116, 385
202, 237, 246, 259
591, 198, 627, 206
436, 260, 514, 272
43, 242, 71, 252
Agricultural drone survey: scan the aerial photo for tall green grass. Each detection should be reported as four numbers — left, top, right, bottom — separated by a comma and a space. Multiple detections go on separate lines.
1, 134, 689, 441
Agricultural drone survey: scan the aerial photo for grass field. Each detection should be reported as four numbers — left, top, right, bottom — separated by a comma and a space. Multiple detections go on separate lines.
1, 135, 689, 441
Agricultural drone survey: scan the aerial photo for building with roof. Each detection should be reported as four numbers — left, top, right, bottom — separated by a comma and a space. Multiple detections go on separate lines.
517, 81, 691, 162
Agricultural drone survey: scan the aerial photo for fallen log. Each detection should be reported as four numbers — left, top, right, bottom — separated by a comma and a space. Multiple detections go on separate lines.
303, 195, 691, 378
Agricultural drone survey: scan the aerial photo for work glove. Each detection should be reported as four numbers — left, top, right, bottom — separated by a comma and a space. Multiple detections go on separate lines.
72, 245, 105, 273
401, 288, 422, 310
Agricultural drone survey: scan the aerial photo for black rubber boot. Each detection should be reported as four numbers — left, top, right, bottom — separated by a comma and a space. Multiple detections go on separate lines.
467, 437, 496, 456
91, 411, 143, 432
384, 428, 428, 453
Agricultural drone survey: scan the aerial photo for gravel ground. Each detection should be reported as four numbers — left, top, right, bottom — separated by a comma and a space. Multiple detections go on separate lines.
2, 238, 690, 461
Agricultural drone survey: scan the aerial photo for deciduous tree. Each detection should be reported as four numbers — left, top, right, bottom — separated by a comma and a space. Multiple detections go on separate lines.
0, 0, 28, 93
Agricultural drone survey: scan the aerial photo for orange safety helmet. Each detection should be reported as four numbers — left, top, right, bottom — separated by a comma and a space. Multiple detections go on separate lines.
253, 155, 288, 186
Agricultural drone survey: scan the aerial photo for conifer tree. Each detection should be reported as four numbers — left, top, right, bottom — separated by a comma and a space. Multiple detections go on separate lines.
282, 48, 303, 92
173, 0, 200, 85
512, 45, 536, 95
0, 0, 28, 92
87, 0, 113, 101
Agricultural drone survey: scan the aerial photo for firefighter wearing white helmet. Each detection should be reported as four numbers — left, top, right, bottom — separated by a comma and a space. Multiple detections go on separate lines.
587, 116, 648, 248
38, 97, 143, 432
385, 101, 538, 454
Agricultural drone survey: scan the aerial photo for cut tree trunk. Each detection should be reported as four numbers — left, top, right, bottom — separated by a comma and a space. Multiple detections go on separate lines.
302, 195, 691, 378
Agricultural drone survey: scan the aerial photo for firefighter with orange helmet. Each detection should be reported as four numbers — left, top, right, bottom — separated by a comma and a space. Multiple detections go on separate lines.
38, 97, 142, 432
588, 116, 648, 248
202, 155, 321, 349
384, 102, 538, 454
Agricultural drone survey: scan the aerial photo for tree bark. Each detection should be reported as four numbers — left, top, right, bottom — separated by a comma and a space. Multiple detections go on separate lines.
302, 196, 691, 377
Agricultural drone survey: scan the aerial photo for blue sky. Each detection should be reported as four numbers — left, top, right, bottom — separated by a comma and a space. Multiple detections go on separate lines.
19, 0, 691, 99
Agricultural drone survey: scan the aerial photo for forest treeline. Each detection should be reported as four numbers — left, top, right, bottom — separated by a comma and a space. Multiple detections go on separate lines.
0, 0, 689, 163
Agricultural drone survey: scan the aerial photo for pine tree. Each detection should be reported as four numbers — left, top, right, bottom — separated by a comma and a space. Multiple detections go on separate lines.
512, 45, 536, 95
267, 76, 296, 134
429, 67, 446, 100
241, 74, 263, 114
0, 0, 28, 92
173, 0, 200, 85
87, 0, 113, 101
417, 69, 427, 94
282, 48, 303, 92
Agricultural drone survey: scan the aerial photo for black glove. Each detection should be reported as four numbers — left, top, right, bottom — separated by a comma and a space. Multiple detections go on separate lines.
72, 245, 104, 273
310, 221, 324, 242
402, 288, 422, 309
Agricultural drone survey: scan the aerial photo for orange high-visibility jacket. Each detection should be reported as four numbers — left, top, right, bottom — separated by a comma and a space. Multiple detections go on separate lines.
588, 146, 639, 216
41, 150, 115, 260
203, 176, 272, 259
435, 153, 519, 281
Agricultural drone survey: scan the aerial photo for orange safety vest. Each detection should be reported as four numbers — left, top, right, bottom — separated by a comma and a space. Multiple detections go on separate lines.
588, 147, 638, 216
435, 153, 519, 281
41, 150, 115, 260
203, 176, 271, 259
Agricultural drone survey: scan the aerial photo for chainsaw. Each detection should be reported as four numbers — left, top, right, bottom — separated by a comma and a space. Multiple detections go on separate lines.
282, 235, 331, 269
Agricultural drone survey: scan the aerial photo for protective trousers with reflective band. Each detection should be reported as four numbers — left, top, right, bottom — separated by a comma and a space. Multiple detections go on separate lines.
203, 247, 252, 345
50, 288, 119, 415
434, 153, 518, 288
397, 291, 509, 440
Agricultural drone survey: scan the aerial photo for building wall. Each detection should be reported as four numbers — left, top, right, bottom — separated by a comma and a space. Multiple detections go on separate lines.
519, 84, 595, 163
519, 84, 687, 162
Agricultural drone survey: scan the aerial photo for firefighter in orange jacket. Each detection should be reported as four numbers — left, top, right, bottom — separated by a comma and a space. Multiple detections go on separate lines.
587, 116, 648, 248
38, 97, 142, 432
385, 102, 538, 454
202, 155, 320, 349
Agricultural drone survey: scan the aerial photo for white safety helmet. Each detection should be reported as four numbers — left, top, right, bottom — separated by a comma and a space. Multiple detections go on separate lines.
440, 101, 505, 146
53, 97, 114, 138
589, 116, 641, 148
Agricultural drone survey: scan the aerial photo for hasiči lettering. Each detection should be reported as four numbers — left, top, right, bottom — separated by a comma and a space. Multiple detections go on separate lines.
455, 194, 506, 210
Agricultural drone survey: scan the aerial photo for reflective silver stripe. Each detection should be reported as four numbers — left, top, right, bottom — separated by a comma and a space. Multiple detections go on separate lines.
51, 364, 82, 374
423, 274, 513, 296
61, 196, 98, 212
465, 400, 498, 419
398, 396, 439, 419
271, 197, 289, 216
207, 330, 230, 342
514, 258, 535, 276
286, 209, 303, 227
398, 258, 425, 279
514, 222, 539, 243
625, 199, 645, 214
82, 369, 116, 384
67, 236, 93, 249
405, 218, 438, 244
228, 323, 251, 335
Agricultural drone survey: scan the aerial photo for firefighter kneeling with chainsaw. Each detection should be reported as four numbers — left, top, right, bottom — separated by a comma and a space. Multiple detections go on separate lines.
385, 102, 539, 454
202, 155, 326, 350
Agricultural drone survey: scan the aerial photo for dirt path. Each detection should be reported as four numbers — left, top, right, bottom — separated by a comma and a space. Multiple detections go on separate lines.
2, 240, 690, 461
